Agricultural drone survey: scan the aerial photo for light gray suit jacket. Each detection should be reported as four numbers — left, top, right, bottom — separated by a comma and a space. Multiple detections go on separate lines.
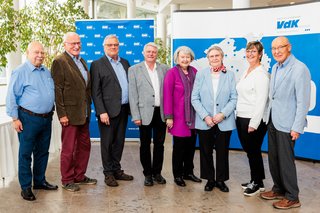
128, 61, 169, 125
265, 54, 311, 133
191, 67, 237, 131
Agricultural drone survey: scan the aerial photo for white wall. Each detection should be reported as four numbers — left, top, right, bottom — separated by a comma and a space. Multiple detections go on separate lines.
0, 85, 7, 115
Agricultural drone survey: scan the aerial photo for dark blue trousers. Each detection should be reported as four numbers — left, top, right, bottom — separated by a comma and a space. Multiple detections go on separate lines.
18, 109, 52, 190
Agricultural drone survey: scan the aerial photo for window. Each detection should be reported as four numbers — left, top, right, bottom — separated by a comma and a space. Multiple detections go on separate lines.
96, 0, 156, 19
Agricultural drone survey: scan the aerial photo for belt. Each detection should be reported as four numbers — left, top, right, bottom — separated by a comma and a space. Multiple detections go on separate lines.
18, 106, 53, 118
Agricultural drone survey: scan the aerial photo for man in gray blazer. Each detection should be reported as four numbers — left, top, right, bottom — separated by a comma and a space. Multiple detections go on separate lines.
261, 36, 311, 210
128, 42, 169, 186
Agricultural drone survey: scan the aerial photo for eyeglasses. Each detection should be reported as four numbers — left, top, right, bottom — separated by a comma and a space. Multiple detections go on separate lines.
65, 42, 81, 46
246, 50, 258, 54
105, 43, 119, 47
271, 44, 289, 52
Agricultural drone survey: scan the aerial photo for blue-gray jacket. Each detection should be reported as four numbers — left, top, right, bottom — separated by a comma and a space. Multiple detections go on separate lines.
265, 54, 311, 133
191, 67, 237, 131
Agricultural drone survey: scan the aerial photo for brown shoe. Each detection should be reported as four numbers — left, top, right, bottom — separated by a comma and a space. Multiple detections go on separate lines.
260, 190, 285, 200
62, 183, 80, 192
273, 198, 301, 209
75, 176, 97, 185
114, 170, 134, 181
105, 175, 119, 187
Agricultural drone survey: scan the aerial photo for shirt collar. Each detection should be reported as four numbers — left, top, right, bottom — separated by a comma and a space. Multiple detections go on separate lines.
277, 54, 292, 68
144, 61, 157, 72
66, 51, 81, 61
26, 60, 45, 72
106, 54, 120, 63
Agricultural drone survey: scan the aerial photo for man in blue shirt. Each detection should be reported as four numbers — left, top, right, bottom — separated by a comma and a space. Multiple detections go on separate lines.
6, 41, 58, 201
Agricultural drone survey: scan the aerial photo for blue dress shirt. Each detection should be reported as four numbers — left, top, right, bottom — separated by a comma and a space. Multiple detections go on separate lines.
106, 55, 129, 104
6, 60, 55, 119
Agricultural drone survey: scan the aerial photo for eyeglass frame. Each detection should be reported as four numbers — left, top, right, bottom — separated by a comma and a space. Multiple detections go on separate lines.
246, 50, 258, 54
271, 44, 289, 52
104, 43, 120, 47
64, 42, 81, 46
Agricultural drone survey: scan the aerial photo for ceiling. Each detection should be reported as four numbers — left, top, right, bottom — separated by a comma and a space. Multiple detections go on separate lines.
140, 0, 313, 14
107, 0, 314, 17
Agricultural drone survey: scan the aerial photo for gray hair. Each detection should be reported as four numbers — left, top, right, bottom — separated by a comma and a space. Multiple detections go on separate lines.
173, 46, 195, 64
143, 42, 158, 53
206, 46, 224, 58
103, 34, 119, 45
63, 32, 79, 42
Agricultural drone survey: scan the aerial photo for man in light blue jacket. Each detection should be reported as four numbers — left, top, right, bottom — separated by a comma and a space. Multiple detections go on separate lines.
261, 36, 311, 210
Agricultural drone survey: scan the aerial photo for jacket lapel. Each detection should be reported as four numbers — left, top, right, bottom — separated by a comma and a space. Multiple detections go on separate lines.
204, 69, 214, 100
156, 63, 164, 87
80, 58, 90, 87
141, 63, 153, 87
64, 52, 86, 87
102, 55, 121, 87
270, 67, 276, 96
272, 56, 295, 96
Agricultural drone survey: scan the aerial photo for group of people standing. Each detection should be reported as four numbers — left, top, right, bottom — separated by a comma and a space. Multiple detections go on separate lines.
6, 33, 310, 210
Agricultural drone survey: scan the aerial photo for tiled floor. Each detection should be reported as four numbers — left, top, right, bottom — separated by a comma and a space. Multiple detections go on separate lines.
1, 138, 320, 213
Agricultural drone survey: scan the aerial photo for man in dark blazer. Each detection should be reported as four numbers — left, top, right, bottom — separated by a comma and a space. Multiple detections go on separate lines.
128, 42, 169, 186
91, 34, 133, 187
52, 32, 97, 192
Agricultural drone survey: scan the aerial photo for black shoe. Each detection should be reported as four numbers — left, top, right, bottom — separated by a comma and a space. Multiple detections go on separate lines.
174, 177, 186, 187
204, 180, 215, 191
183, 174, 202, 183
216, 181, 229, 192
34, 181, 58, 190
144, 175, 154, 186
241, 181, 252, 189
153, 174, 166, 184
242, 181, 265, 191
243, 181, 261, 196
21, 188, 36, 201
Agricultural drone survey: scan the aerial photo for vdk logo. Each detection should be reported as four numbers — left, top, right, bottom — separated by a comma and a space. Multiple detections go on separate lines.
277, 19, 300, 29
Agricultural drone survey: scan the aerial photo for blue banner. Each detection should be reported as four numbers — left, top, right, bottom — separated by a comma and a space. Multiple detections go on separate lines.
76, 19, 154, 140
172, 3, 320, 160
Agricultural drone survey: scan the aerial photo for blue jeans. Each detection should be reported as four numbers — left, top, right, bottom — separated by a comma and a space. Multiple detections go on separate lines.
18, 109, 52, 190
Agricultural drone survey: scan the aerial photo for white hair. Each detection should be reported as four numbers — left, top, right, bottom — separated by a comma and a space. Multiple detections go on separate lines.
143, 42, 158, 53
103, 34, 119, 46
63, 32, 80, 42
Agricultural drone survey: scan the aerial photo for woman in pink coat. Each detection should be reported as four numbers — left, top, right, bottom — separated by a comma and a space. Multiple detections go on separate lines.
163, 46, 201, 187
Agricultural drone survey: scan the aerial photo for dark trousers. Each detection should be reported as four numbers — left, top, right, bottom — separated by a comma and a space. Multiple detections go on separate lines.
268, 119, 299, 201
236, 117, 267, 184
139, 107, 166, 176
60, 120, 91, 184
172, 131, 196, 178
198, 126, 231, 182
18, 109, 52, 190
98, 104, 129, 176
